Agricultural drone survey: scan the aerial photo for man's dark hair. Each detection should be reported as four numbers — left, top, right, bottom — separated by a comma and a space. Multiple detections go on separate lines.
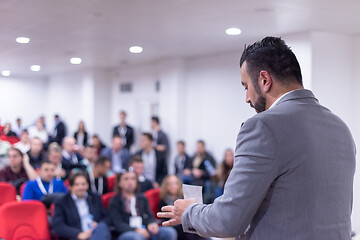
142, 132, 153, 141
68, 170, 89, 187
129, 155, 143, 165
240, 37, 303, 87
177, 140, 185, 146
54, 114, 60, 118
197, 140, 205, 146
120, 110, 127, 116
114, 170, 140, 194
94, 156, 111, 167
151, 116, 160, 125
40, 160, 55, 168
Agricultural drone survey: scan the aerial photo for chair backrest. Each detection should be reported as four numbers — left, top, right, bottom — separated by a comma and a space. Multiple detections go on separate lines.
107, 175, 116, 192
101, 192, 116, 209
144, 188, 161, 219
0, 200, 51, 240
0, 182, 17, 206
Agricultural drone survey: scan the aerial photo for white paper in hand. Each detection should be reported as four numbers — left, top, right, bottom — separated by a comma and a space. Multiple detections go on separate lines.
182, 184, 203, 203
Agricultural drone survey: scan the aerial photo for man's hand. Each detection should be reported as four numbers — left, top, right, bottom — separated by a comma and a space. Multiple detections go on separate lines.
192, 169, 203, 178
135, 228, 150, 239
157, 198, 196, 226
147, 222, 159, 234
77, 230, 92, 240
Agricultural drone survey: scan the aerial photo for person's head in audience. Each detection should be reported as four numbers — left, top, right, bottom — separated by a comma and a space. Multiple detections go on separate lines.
92, 135, 101, 147
19, 130, 30, 144
8, 148, 24, 173
129, 155, 145, 176
219, 148, 234, 183
160, 175, 183, 200
16, 118, 22, 127
93, 156, 111, 177
77, 120, 85, 133
83, 144, 97, 163
54, 114, 60, 122
39, 160, 56, 182
62, 136, 76, 154
150, 116, 161, 131
196, 140, 206, 155
39, 115, 45, 127
120, 111, 127, 126
112, 136, 124, 153
3, 123, 11, 135
48, 143, 62, 166
115, 170, 140, 196
177, 140, 186, 156
68, 171, 89, 199
35, 119, 44, 131
223, 148, 234, 169
29, 137, 43, 156
140, 133, 153, 153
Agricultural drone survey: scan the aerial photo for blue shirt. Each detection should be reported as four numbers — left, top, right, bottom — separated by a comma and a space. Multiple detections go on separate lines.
22, 178, 67, 200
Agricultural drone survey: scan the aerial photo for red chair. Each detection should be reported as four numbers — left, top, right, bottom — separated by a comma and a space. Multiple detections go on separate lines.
0, 200, 51, 240
144, 188, 161, 219
101, 192, 116, 209
0, 182, 17, 206
107, 175, 116, 192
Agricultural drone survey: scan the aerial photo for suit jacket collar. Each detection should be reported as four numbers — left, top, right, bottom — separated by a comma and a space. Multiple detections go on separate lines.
274, 89, 318, 108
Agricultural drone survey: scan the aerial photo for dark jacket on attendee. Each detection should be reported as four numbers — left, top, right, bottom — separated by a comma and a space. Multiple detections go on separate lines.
112, 125, 134, 150
135, 149, 167, 184
155, 130, 169, 157
27, 150, 46, 170
175, 153, 192, 175
109, 193, 155, 235
189, 151, 216, 181
53, 121, 66, 145
52, 192, 110, 240
73, 131, 88, 146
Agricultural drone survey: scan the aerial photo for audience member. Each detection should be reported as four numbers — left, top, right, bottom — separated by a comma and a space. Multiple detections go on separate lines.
0, 139, 11, 169
174, 141, 192, 184
52, 171, 111, 240
135, 133, 167, 186
13, 117, 23, 137
39, 115, 47, 129
109, 170, 177, 240
0, 148, 37, 191
27, 137, 46, 169
92, 134, 106, 155
22, 160, 67, 201
28, 120, 48, 144
14, 129, 31, 153
81, 144, 98, 170
189, 140, 217, 186
2, 123, 17, 137
101, 136, 130, 174
129, 155, 153, 193
88, 156, 111, 195
62, 136, 84, 172
112, 111, 134, 150
214, 148, 234, 198
50, 114, 66, 145
151, 116, 169, 159
74, 120, 88, 147
48, 143, 67, 180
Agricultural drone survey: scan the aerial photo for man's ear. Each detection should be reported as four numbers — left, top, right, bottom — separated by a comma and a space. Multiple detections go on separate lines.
259, 70, 272, 93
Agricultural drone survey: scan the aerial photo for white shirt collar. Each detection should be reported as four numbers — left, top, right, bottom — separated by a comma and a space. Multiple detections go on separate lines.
268, 90, 296, 110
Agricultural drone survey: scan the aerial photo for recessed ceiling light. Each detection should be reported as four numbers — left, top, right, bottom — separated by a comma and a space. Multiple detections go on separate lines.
1, 70, 11, 77
31, 65, 41, 72
70, 57, 82, 64
226, 28, 242, 36
129, 46, 143, 54
16, 37, 30, 44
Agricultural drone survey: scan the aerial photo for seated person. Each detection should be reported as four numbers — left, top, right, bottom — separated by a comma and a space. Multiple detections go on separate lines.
109, 170, 177, 240
213, 148, 234, 198
62, 136, 85, 173
0, 148, 37, 192
22, 160, 67, 202
129, 155, 153, 193
14, 130, 31, 154
174, 141, 192, 184
101, 136, 130, 174
88, 156, 111, 195
28, 120, 48, 144
52, 171, 111, 240
48, 143, 67, 180
80, 144, 98, 170
159, 175, 205, 240
27, 137, 46, 169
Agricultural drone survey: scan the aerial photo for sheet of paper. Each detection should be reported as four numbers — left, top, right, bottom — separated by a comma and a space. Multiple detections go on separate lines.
182, 184, 203, 204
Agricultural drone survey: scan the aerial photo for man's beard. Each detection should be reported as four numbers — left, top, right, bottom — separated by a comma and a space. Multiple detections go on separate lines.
250, 93, 266, 113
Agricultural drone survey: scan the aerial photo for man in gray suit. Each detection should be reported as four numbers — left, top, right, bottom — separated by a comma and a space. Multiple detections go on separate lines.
158, 37, 356, 239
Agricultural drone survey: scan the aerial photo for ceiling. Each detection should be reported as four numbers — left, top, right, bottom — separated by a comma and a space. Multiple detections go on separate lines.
1, 0, 360, 78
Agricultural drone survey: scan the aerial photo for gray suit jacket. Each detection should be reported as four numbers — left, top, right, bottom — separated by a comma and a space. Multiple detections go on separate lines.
182, 89, 356, 240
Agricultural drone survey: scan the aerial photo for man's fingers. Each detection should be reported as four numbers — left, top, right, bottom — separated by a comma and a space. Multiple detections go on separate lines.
157, 211, 174, 219
161, 205, 174, 212
162, 218, 179, 227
